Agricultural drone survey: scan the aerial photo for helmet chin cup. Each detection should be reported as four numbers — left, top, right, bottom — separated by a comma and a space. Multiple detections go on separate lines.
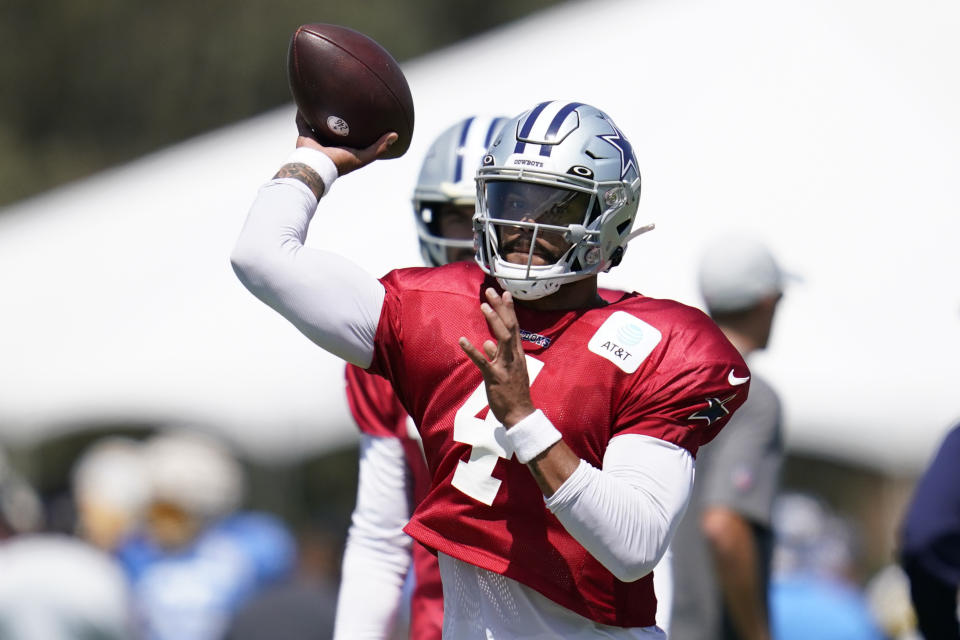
489, 256, 565, 300
496, 276, 561, 301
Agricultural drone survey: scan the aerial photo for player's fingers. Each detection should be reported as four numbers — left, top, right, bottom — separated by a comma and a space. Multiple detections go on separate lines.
458, 337, 491, 370
502, 290, 515, 312
296, 136, 328, 155
365, 132, 398, 161
484, 288, 521, 346
480, 302, 512, 343
482, 340, 498, 360
315, 132, 398, 177
485, 288, 520, 331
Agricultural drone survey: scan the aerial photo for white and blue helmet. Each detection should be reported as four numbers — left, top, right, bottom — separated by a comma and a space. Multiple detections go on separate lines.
412, 115, 509, 267
474, 101, 647, 300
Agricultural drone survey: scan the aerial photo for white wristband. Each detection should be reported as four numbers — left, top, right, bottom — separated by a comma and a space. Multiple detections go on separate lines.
506, 409, 562, 464
283, 147, 339, 197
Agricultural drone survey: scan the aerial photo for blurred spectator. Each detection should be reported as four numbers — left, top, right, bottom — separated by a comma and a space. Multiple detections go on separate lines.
769, 492, 885, 640
0, 445, 43, 537
72, 436, 151, 551
899, 422, 960, 639
669, 236, 787, 640
116, 429, 296, 640
0, 534, 137, 639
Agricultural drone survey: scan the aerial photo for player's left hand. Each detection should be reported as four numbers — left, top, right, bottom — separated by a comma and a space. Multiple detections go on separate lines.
459, 288, 536, 428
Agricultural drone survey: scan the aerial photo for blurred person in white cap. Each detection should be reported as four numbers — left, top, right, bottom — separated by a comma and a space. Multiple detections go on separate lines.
669, 235, 788, 640
116, 429, 296, 640
141, 429, 244, 549
71, 436, 151, 551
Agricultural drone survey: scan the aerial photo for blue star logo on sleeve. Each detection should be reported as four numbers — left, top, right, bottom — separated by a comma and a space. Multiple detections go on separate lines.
688, 394, 739, 426
598, 124, 639, 180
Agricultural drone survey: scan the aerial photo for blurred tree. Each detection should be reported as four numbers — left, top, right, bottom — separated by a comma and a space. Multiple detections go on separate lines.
0, 0, 566, 208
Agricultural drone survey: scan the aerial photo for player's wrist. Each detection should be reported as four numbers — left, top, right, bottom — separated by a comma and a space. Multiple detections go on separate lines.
502, 403, 536, 429
276, 147, 339, 199
505, 409, 562, 464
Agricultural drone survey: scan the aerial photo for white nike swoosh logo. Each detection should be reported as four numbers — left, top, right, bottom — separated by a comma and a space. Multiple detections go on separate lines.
728, 369, 750, 386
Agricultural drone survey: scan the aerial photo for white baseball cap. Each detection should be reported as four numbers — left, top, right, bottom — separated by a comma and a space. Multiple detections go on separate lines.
142, 430, 243, 519
698, 235, 792, 313
72, 437, 150, 515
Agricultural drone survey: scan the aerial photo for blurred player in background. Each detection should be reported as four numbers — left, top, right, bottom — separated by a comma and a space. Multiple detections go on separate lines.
72, 436, 151, 552
1, 444, 135, 640
668, 236, 787, 640
0, 534, 137, 640
899, 421, 960, 639
768, 492, 885, 640
333, 115, 508, 640
233, 100, 750, 637
116, 430, 296, 640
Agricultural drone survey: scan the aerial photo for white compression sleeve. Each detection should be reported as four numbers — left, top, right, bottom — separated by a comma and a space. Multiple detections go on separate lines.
544, 434, 694, 582
231, 178, 384, 367
333, 435, 413, 639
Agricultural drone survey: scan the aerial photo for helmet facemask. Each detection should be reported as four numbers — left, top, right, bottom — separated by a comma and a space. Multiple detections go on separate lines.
415, 199, 476, 266
475, 178, 601, 299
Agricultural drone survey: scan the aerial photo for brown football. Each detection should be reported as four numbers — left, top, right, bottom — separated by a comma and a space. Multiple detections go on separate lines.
287, 23, 414, 159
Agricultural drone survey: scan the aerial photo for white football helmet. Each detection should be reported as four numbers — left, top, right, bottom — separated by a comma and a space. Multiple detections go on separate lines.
412, 115, 510, 266
474, 101, 648, 300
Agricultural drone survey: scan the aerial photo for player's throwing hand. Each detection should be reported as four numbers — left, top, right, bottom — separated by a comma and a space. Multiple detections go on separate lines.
295, 112, 397, 177
458, 288, 536, 428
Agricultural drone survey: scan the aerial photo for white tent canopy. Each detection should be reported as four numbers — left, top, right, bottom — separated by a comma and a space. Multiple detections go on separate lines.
2, 0, 958, 470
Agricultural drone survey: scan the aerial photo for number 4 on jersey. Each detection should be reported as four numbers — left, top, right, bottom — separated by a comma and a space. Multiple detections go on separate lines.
450, 355, 544, 505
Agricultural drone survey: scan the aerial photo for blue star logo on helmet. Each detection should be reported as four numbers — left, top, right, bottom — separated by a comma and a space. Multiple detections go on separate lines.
598, 124, 638, 180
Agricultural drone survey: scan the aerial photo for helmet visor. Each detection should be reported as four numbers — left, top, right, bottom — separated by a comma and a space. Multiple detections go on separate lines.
483, 181, 593, 227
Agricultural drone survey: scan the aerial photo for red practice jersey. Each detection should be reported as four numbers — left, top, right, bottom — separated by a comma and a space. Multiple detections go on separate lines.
344, 364, 443, 639
368, 262, 749, 628
342, 286, 623, 636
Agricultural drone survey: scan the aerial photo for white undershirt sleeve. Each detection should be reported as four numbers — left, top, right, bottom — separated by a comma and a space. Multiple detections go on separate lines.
544, 433, 695, 582
230, 178, 384, 368
333, 435, 414, 639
